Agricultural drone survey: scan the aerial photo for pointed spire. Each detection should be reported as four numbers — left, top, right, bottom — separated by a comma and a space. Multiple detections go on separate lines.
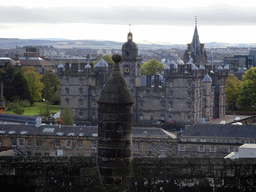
189, 16, 201, 57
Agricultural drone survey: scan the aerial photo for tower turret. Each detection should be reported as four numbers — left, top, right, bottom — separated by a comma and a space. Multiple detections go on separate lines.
97, 54, 134, 191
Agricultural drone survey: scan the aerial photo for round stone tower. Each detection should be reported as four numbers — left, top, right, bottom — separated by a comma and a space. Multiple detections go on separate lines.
97, 54, 134, 191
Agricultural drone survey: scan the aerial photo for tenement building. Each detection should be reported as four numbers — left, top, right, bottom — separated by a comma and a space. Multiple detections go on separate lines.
58, 26, 228, 126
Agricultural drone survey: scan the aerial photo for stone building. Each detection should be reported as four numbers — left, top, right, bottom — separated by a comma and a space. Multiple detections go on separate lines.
0, 123, 176, 158
177, 124, 256, 158
58, 26, 228, 126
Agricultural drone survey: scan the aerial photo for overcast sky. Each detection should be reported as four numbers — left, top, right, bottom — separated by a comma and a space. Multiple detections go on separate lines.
1, 0, 256, 44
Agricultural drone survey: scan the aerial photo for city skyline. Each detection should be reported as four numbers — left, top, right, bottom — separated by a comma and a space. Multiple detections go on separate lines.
1, 1, 256, 44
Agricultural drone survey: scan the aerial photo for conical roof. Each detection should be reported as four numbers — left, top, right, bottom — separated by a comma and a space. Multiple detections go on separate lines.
95, 58, 108, 68
202, 73, 212, 83
84, 63, 91, 69
97, 54, 134, 104
218, 65, 223, 70
189, 24, 201, 57
224, 64, 229, 70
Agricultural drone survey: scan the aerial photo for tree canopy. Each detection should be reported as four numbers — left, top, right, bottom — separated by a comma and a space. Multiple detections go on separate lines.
9, 70, 33, 104
22, 66, 44, 101
40, 70, 60, 101
238, 67, 256, 111
141, 58, 164, 75
225, 74, 241, 109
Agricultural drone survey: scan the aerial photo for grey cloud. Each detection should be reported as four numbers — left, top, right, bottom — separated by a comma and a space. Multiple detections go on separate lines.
0, 5, 256, 26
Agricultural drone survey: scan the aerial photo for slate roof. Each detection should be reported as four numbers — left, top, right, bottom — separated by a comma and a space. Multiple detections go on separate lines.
0, 124, 98, 137
182, 124, 256, 139
0, 124, 176, 139
132, 127, 176, 139
19, 57, 54, 67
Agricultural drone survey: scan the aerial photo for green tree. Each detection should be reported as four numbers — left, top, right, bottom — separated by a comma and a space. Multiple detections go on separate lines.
22, 66, 44, 101
141, 58, 164, 75
238, 67, 256, 111
0, 62, 19, 101
38, 100, 52, 117
226, 74, 241, 109
9, 70, 33, 104
61, 105, 75, 125
12, 99, 24, 115
41, 71, 60, 101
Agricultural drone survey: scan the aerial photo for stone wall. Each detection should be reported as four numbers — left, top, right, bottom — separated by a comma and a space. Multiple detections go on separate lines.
1, 156, 256, 191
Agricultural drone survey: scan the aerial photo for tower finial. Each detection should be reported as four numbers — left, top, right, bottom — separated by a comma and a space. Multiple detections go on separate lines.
195, 16, 197, 26
129, 24, 131, 32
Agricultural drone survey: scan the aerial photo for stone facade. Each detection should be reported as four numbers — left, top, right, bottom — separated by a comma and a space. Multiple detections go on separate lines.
0, 124, 176, 158
58, 28, 228, 126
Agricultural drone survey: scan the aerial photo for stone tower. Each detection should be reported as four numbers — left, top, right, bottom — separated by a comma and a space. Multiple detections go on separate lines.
120, 32, 142, 87
97, 54, 134, 191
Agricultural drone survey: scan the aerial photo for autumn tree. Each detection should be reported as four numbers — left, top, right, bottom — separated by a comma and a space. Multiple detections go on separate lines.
22, 66, 44, 101
141, 58, 164, 75
225, 74, 241, 109
238, 67, 256, 111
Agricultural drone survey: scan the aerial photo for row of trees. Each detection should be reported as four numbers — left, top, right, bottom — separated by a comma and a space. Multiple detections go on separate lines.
0, 63, 60, 107
226, 67, 256, 111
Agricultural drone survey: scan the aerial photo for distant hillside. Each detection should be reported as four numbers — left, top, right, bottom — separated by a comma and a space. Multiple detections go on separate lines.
0, 38, 256, 50
0, 38, 185, 50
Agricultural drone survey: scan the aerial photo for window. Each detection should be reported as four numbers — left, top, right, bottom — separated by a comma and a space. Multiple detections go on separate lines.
134, 142, 139, 150
158, 144, 163, 151
79, 88, 83, 95
36, 140, 42, 148
229, 147, 234, 152
77, 140, 83, 148
199, 145, 205, 152
11, 139, 16, 146
179, 145, 185, 151
91, 140, 96, 149
55, 140, 60, 148
210, 146, 216, 152
148, 143, 153, 150
19, 139, 24, 146
66, 141, 71, 148
26, 139, 31, 146
66, 88, 69, 95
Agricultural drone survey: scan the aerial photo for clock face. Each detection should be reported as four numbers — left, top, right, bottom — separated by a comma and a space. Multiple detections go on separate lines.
124, 66, 130, 74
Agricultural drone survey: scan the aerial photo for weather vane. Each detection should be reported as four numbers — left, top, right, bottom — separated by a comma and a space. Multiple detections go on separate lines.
129, 24, 131, 32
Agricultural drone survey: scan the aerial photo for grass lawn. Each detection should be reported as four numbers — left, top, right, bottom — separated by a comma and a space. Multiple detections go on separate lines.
5, 102, 60, 116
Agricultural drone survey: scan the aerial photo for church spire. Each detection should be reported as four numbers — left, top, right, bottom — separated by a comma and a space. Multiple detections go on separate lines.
189, 16, 201, 57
